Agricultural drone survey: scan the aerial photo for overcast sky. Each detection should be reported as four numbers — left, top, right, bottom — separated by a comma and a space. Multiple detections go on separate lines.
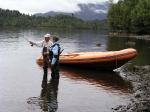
0, 0, 118, 14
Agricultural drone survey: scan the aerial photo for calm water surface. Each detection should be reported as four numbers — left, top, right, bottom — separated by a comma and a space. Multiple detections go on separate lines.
0, 28, 150, 112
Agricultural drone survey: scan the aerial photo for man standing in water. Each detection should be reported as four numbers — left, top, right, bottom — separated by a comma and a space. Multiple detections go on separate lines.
29, 33, 53, 73
29, 34, 61, 79
49, 36, 60, 79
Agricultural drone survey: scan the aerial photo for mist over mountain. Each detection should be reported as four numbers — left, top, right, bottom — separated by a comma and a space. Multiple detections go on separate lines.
34, 1, 109, 21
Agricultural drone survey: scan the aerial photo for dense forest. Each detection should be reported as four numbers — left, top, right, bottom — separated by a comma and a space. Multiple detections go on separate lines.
0, 8, 107, 30
108, 0, 150, 34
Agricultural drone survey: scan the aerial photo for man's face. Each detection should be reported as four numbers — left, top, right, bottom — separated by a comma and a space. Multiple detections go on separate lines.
45, 37, 50, 42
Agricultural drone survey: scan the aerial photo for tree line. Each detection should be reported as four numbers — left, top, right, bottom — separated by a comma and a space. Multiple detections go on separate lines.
108, 0, 150, 34
0, 8, 106, 30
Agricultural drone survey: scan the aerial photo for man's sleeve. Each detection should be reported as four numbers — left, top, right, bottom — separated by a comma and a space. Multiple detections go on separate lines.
33, 40, 43, 47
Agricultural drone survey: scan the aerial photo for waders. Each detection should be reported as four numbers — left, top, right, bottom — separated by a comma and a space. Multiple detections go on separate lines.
42, 47, 49, 74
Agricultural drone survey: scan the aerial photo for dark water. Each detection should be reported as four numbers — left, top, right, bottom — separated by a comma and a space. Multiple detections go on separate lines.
0, 28, 149, 112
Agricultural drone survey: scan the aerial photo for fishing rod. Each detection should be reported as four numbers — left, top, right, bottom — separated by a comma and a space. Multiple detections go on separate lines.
50, 34, 68, 42
22, 37, 30, 42
22, 37, 33, 46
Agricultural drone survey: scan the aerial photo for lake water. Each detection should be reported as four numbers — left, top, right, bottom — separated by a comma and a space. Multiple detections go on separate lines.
0, 28, 150, 112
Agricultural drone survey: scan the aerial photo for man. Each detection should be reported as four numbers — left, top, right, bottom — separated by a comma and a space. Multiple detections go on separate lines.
29, 33, 53, 71
29, 33, 52, 48
49, 36, 60, 79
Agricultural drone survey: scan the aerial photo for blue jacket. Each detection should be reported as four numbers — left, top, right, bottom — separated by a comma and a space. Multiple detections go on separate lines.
49, 42, 60, 65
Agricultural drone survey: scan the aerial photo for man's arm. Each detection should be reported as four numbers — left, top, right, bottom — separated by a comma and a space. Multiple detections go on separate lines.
29, 40, 44, 47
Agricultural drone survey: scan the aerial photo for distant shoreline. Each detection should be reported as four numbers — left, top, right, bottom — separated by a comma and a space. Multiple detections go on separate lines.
108, 32, 150, 41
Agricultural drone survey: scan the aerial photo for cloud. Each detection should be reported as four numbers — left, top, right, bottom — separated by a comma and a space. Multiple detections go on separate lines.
0, 0, 118, 14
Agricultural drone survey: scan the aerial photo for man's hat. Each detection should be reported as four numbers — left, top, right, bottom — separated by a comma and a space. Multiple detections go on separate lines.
44, 33, 51, 38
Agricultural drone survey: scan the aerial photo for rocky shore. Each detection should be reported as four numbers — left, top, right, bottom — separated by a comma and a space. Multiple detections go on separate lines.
112, 65, 150, 112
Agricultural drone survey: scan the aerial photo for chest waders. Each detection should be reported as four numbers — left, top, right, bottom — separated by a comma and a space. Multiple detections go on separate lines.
42, 47, 49, 74
49, 44, 60, 79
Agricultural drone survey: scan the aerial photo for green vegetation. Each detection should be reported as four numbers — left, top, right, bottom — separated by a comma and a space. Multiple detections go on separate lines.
0, 8, 106, 30
108, 0, 150, 34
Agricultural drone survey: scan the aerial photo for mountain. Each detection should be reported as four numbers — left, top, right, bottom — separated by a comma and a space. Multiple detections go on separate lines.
34, 1, 109, 21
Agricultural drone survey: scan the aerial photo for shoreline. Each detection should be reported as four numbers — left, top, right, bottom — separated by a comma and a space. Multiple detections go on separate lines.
112, 65, 150, 112
108, 32, 150, 41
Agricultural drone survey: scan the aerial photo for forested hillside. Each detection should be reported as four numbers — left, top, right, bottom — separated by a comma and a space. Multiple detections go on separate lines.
0, 8, 106, 29
108, 0, 150, 34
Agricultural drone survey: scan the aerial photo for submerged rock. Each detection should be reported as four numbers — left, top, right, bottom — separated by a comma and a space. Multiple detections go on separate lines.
96, 43, 102, 47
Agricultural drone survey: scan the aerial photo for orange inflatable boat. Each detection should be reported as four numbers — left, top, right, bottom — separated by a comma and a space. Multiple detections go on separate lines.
36, 48, 137, 70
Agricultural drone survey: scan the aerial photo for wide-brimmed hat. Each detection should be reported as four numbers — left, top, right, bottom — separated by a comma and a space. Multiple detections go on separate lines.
44, 33, 51, 38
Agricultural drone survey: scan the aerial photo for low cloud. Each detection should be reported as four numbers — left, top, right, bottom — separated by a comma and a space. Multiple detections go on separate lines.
0, 0, 118, 14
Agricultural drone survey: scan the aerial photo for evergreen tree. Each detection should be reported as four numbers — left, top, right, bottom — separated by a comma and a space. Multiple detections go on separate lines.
108, 0, 150, 34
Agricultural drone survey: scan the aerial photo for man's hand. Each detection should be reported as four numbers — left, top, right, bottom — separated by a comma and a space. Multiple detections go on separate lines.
29, 41, 34, 46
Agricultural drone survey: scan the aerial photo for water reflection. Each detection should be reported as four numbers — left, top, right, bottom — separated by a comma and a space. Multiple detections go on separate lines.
2, 28, 147, 112
40, 72, 59, 112
27, 69, 59, 112
61, 66, 132, 94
